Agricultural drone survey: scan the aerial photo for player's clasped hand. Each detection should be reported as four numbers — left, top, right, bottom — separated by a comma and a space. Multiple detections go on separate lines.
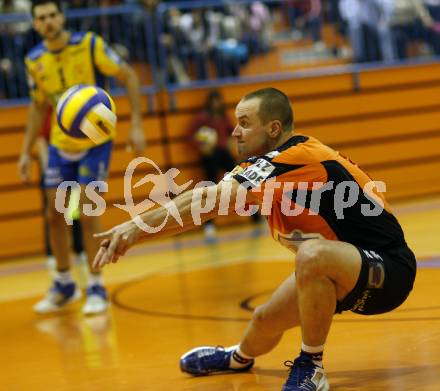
127, 125, 146, 156
18, 153, 32, 183
93, 222, 140, 269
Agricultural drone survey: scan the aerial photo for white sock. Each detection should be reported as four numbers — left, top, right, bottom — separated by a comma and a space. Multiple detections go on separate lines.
54, 269, 73, 285
301, 342, 324, 367
88, 273, 104, 287
227, 345, 254, 369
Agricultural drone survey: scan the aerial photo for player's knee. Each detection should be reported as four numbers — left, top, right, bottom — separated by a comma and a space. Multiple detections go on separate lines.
252, 304, 291, 336
295, 240, 328, 283
251, 304, 272, 332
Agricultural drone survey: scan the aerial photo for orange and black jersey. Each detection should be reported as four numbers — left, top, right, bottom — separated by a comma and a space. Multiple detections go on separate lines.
230, 135, 407, 253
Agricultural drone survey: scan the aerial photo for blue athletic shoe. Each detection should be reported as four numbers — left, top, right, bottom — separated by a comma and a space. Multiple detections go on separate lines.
33, 280, 81, 314
180, 346, 254, 376
281, 355, 329, 391
83, 284, 108, 315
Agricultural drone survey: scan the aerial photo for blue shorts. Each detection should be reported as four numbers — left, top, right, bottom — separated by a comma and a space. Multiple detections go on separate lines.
44, 141, 112, 188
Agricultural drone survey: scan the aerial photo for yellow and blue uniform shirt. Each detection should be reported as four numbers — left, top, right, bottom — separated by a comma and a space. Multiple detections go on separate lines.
25, 31, 122, 152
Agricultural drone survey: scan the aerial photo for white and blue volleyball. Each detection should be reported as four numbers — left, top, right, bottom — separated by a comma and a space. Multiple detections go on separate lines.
56, 85, 117, 144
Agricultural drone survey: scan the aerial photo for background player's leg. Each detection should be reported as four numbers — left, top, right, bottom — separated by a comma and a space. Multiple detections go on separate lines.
46, 188, 71, 271
72, 218, 84, 256
79, 185, 108, 315
77, 142, 110, 276
33, 188, 81, 314
240, 273, 300, 357
78, 142, 112, 315
79, 186, 103, 275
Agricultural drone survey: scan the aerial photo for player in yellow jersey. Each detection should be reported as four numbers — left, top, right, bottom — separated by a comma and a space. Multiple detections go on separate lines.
18, 0, 145, 315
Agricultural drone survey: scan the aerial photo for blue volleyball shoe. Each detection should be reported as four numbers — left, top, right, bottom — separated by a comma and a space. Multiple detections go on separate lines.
281, 354, 329, 391
180, 346, 254, 376
83, 284, 108, 315
33, 280, 81, 314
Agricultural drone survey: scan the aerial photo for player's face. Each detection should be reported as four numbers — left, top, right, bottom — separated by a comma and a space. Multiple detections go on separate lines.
33, 3, 65, 41
233, 98, 273, 159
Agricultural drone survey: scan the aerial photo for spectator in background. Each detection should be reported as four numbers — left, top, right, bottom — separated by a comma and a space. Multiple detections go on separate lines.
424, 0, 440, 20
99, 0, 125, 47
188, 90, 235, 240
160, 7, 190, 84
0, 0, 31, 98
285, 0, 324, 48
423, 0, 440, 54
65, 1, 98, 35
391, 0, 435, 59
339, 0, 396, 62
124, 0, 159, 62
0, 0, 31, 25
213, 5, 249, 78
326, 0, 349, 56
247, 1, 273, 54
158, 3, 270, 83
179, 9, 210, 80
144, 0, 159, 11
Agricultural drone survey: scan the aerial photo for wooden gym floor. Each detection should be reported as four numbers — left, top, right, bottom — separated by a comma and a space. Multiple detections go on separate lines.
1, 197, 440, 391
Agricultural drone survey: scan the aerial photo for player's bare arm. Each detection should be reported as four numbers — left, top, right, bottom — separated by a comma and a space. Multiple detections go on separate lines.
115, 62, 145, 154
18, 99, 49, 182
93, 179, 254, 268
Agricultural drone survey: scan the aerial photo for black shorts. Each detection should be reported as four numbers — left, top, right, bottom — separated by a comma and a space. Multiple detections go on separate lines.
336, 245, 417, 315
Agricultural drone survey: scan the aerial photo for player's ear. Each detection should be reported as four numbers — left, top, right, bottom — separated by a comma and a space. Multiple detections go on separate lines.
268, 120, 282, 139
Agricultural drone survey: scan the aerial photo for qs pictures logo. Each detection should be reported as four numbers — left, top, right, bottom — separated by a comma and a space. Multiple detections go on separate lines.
54, 157, 193, 230
114, 157, 193, 233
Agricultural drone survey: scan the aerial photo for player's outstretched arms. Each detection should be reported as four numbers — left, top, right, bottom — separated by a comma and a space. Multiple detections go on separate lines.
93, 179, 251, 269
93, 220, 141, 268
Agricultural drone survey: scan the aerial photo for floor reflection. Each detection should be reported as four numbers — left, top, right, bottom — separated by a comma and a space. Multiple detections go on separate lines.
33, 311, 118, 368
181, 373, 274, 391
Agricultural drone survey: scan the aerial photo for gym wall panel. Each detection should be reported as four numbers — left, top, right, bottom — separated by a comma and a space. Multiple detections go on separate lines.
168, 73, 354, 111
294, 85, 440, 124
360, 63, 440, 89
0, 216, 44, 259
110, 144, 166, 174
0, 187, 42, 216
115, 116, 162, 144
0, 161, 39, 188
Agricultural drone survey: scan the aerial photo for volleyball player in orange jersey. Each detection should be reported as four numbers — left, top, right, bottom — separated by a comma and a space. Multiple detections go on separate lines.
93, 88, 416, 391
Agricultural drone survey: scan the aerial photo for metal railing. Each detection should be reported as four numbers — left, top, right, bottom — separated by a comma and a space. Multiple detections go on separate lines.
155, 0, 287, 89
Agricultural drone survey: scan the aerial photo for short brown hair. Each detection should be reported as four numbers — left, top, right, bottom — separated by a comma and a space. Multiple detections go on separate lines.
31, 0, 62, 17
242, 88, 293, 131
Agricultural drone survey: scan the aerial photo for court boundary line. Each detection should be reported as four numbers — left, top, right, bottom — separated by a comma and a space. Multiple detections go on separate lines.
111, 259, 440, 323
